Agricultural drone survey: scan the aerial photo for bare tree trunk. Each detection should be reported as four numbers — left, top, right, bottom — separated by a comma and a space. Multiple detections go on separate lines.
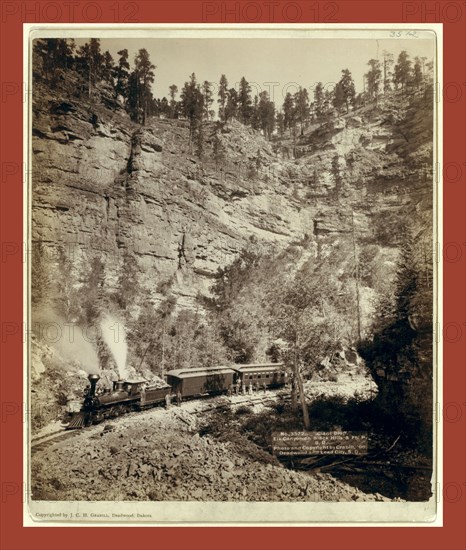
293, 342, 311, 430
297, 370, 311, 430
161, 324, 165, 378
291, 377, 298, 410
137, 341, 152, 371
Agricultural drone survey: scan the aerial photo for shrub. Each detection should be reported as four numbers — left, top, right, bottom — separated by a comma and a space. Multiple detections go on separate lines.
235, 405, 253, 416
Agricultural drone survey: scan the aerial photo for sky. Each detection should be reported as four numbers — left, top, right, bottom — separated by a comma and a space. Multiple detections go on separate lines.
74, 36, 435, 106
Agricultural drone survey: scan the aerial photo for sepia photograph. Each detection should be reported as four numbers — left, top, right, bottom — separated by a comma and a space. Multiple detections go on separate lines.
25, 25, 439, 524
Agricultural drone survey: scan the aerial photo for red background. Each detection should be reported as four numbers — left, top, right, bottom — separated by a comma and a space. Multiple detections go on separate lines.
1, 1, 465, 549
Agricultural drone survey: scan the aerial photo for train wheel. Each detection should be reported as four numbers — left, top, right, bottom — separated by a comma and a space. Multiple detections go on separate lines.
115, 404, 126, 417
84, 413, 93, 427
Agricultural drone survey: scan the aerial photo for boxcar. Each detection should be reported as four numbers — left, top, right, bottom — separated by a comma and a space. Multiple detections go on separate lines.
165, 367, 236, 399
230, 363, 287, 388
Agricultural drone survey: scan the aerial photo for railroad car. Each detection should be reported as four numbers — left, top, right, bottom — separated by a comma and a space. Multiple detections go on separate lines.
165, 366, 235, 399
231, 363, 287, 388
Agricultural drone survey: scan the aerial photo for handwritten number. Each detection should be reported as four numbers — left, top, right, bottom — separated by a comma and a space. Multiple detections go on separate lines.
390, 30, 418, 38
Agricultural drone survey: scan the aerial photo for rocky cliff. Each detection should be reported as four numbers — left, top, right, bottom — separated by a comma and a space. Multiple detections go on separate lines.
32, 82, 432, 315
33, 85, 315, 311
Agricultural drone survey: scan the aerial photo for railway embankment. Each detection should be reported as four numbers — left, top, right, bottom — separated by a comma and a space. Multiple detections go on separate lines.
31, 391, 395, 503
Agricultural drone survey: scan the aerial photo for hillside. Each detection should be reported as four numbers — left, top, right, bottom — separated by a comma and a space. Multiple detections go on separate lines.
32, 398, 397, 503
31, 68, 433, 439
32, 82, 432, 304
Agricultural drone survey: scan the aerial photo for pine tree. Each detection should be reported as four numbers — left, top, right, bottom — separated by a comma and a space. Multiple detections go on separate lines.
396, 237, 417, 322
126, 71, 139, 120
266, 100, 276, 139
101, 51, 115, 85
133, 48, 156, 125
394, 51, 412, 98
250, 95, 260, 130
338, 69, 356, 113
333, 82, 345, 113
225, 88, 238, 122
276, 111, 285, 137
323, 89, 333, 115
365, 59, 382, 104
169, 84, 178, 118
282, 92, 296, 135
114, 49, 130, 102
77, 39, 103, 97
258, 91, 275, 139
218, 74, 228, 122
33, 39, 75, 84
238, 77, 253, 125
314, 82, 325, 119
56, 39, 75, 70
202, 81, 213, 120
159, 97, 170, 117
294, 87, 310, 135
180, 73, 204, 147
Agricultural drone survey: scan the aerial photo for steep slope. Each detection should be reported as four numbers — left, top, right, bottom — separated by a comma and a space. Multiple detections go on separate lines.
32, 86, 432, 312
30, 80, 434, 430
32, 83, 315, 312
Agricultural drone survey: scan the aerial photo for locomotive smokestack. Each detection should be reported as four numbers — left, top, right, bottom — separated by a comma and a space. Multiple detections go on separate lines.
88, 374, 100, 397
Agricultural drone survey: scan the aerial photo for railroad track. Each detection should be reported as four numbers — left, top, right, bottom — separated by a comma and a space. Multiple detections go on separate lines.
31, 428, 83, 455
30, 389, 289, 455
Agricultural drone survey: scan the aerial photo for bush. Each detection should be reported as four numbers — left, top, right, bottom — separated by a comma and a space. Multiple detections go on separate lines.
272, 402, 286, 415
235, 405, 253, 416
306, 395, 375, 432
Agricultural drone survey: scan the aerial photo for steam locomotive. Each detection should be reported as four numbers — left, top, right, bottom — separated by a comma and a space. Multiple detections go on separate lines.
66, 363, 287, 429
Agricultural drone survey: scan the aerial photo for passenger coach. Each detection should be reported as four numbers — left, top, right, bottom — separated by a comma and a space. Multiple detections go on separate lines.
231, 363, 287, 388
165, 366, 236, 399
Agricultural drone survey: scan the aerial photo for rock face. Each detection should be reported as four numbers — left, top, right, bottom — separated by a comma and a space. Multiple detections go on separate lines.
32, 85, 432, 314
33, 98, 314, 309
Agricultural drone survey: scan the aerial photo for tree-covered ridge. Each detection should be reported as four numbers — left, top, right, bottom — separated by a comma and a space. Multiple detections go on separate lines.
33, 39, 433, 142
